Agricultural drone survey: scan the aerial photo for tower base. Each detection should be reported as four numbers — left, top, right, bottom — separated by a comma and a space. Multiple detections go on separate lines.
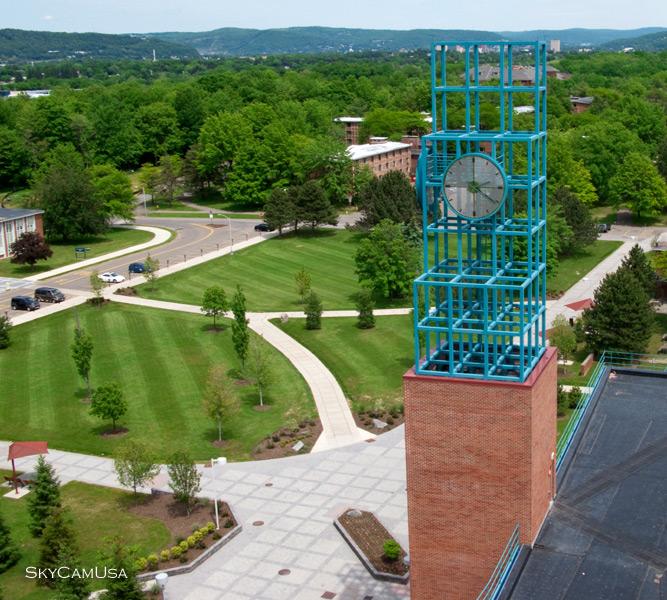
403, 347, 557, 600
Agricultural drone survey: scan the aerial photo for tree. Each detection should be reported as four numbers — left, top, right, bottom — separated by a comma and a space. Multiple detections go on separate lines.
113, 439, 160, 502
304, 291, 323, 330
202, 365, 241, 442
71, 325, 93, 397
551, 187, 598, 253
355, 219, 420, 300
90, 382, 127, 431
264, 187, 295, 235
357, 170, 420, 228
143, 254, 160, 292
356, 288, 376, 329
27, 455, 61, 537
89, 270, 105, 305
39, 507, 77, 587
582, 266, 654, 356
294, 266, 312, 304
52, 542, 90, 600
31, 143, 105, 241
549, 314, 577, 373
137, 163, 160, 204
0, 315, 11, 350
230, 285, 249, 373
0, 504, 20, 574
98, 536, 143, 600
9, 231, 53, 270
621, 244, 655, 299
295, 180, 338, 232
88, 164, 136, 223
167, 450, 201, 516
155, 155, 182, 207
201, 285, 228, 330
608, 151, 667, 218
547, 133, 597, 205
657, 136, 667, 181
247, 335, 275, 407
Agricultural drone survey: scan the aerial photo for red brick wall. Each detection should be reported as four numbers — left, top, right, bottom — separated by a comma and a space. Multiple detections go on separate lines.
35, 214, 44, 238
404, 348, 556, 600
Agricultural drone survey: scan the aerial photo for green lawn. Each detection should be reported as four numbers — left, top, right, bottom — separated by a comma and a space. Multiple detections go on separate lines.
0, 228, 156, 279
0, 480, 171, 600
186, 190, 260, 214
0, 303, 313, 461
147, 211, 259, 219
134, 229, 411, 311
546, 240, 623, 295
276, 315, 414, 408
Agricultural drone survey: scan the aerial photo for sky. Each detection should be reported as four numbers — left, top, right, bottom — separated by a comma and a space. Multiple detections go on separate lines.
4, 0, 667, 35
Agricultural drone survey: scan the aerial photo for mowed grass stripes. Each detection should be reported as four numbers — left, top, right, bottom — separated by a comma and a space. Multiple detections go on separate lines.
134, 229, 412, 311
0, 303, 313, 461
276, 315, 414, 407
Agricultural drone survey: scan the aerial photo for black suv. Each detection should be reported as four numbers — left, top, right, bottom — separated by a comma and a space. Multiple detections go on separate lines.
254, 223, 275, 232
34, 287, 65, 303
11, 296, 40, 311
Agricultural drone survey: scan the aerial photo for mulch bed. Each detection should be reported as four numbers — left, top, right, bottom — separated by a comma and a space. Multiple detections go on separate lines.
100, 427, 129, 439
252, 418, 323, 460
353, 408, 404, 435
128, 494, 236, 571
114, 287, 138, 296
338, 509, 408, 576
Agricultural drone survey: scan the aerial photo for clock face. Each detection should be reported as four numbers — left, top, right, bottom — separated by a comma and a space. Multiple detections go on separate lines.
442, 154, 507, 219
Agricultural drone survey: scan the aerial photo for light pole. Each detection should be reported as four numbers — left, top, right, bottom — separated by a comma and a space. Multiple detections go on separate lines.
211, 456, 227, 529
155, 572, 168, 599
143, 186, 147, 216
225, 216, 233, 255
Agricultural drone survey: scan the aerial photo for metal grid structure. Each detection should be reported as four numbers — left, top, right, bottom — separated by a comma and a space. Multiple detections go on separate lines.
414, 41, 548, 382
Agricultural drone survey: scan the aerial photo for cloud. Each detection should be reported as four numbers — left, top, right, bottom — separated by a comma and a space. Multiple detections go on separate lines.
41, 15, 53, 20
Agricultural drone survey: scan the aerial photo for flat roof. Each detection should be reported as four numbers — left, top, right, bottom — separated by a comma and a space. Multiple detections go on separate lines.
346, 141, 411, 161
334, 116, 364, 123
506, 369, 667, 600
0, 208, 43, 223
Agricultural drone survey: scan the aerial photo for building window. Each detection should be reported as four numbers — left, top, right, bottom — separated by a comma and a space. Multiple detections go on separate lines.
378, 164, 382, 171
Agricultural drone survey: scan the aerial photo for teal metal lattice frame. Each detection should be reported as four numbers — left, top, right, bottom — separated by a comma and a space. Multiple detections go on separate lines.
414, 41, 548, 382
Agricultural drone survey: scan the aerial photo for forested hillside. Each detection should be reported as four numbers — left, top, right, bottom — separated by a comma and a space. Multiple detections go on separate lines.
598, 30, 667, 52
0, 29, 200, 62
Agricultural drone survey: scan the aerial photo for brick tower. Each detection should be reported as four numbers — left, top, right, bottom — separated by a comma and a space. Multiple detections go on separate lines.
405, 41, 557, 599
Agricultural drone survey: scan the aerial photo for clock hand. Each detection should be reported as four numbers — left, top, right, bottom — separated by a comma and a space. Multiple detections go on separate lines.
467, 182, 498, 204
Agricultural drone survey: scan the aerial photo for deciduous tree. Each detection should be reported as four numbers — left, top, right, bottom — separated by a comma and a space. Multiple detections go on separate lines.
167, 450, 201, 516
202, 365, 240, 442
90, 382, 127, 431
247, 336, 275, 407
294, 266, 311, 303
201, 285, 228, 330
549, 314, 577, 373
0, 315, 12, 349
88, 164, 136, 223
230, 285, 249, 373
608, 151, 667, 218
71, 325, 93, 397
9, 231, 53, 271
113, 439, 160, 502
143, 254, 160, 292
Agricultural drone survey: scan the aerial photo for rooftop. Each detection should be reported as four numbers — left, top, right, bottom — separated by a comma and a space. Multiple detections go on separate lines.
0, 208, 43, 222
346, 141, 411, 161
506, 369, 667, 600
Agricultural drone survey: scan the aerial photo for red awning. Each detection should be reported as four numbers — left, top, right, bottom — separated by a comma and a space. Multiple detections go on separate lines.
7, 441, 48, 461
565, 299, 593, 312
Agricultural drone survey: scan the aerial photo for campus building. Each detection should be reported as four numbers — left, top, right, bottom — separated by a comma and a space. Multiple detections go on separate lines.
346, 140, 412, 178
333, 116, 364, 145
0, 208, 44, 259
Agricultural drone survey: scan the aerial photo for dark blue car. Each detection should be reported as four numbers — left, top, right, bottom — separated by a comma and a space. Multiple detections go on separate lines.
128, 262, 146, 273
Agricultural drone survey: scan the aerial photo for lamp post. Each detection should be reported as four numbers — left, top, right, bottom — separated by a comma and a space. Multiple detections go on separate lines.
143, 187, 147, 216
155, 572, 168, 599
211, 456, 227, 529
225, 216, 233, 255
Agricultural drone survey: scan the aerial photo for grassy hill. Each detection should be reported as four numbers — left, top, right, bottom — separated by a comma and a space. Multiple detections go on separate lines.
0, 28, 200, 62
597, 30, 667, 52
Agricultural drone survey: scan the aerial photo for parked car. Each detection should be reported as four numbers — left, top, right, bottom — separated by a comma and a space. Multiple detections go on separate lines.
128, 262, 146, 273
11, 296, 40, 311
254, 223, 275, 232
597, 223, 611, 233
34, 287, 65, 303
99, 272, 125, 283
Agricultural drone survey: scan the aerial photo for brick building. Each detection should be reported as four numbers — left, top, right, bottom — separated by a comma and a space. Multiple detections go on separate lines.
346, 141, 412, 178
333, 117, 364, 145
569, 95, 594, 113
0, 208, 44, 259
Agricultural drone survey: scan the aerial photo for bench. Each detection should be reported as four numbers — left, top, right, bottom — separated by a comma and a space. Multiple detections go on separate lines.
4, 475, 29, 488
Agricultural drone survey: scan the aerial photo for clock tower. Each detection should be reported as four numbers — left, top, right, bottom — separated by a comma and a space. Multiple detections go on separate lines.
404, 42, 557, 599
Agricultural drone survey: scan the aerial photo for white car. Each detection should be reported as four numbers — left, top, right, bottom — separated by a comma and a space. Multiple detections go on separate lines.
99, 272, 125, 284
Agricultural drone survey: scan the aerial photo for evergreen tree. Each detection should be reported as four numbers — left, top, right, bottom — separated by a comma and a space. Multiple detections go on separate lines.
264, 187, 295, 235
230, 285, 249, 373
27, 455, 61, 537
98, 537, 144, 600
621, 244, 655, 299
0, 504, 20, 574
551, 186, 598, 253
297, 180, 338, 232
0, 314, 11, 349
39, 507, 77, 587
357, 170, 420, 228
305, 291, 323, 330
52, 543, 90, 600
356, 288, 376, 329
582, 267, 654, 356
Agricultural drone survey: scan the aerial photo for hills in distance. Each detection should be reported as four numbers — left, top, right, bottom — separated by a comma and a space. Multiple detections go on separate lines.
1, 26, 666, 63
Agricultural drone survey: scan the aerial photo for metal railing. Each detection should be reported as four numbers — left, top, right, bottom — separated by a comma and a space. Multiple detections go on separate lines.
556, 351, 667, 470
476, 525, 521, 600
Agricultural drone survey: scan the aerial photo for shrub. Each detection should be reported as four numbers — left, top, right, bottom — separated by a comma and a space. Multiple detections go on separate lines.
176, 536, 185, 544
187, 536, 196, 548
170, 546, 181, 559
387, 416, 394, 425
206, 522, 215, 532
267, 442, 275, 449
160, 550, 170, 562
199, 527, 209, 537
194, 531, 203, 542
135, 557, 147, 571
224, 518, 234, 528
272, 435, 280, 443
180, 555, 188, 563
191, 522, 202, 533
149, 582, 161, 596
212, 532, 221, 540
147, 554, 159, 570
179, 540, 188, 552
383, 539, 401, 560
568, 386, 582, 409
